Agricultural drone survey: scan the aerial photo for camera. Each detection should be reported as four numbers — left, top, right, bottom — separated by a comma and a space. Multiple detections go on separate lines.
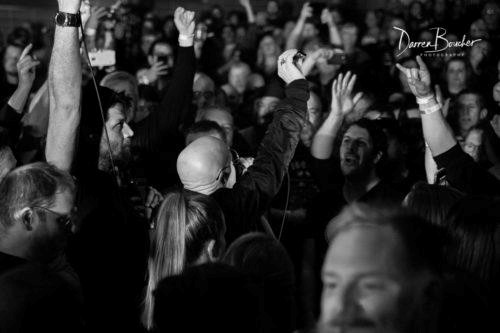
88, 50, 116, 67
327, 53, 346, 65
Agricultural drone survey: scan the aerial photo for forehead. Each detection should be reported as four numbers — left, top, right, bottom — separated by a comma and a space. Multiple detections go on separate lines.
324, 225, 406, 276
230, 65, 250, 76
466, 129, 483, 143
204, 109, 233, 124
50, 189, 75, 214
459, 93, 480, 105
107, 103, 126, 121
448, 60, 465, 70
193, 76, 215, 91
344, 125, 371, 141
153, 43, 173, 54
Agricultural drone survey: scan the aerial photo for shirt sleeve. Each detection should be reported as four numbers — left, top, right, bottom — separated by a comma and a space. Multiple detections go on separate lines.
434, 144, 500, 197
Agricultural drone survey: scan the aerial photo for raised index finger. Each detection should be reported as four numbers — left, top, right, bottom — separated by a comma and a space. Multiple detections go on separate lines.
20, 43, 33, 61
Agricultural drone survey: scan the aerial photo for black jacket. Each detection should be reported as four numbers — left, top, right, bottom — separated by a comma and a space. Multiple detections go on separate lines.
213, 79, 309, 244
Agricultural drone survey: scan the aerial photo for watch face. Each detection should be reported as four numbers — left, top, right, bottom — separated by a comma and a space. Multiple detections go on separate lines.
56, 13, 67, 26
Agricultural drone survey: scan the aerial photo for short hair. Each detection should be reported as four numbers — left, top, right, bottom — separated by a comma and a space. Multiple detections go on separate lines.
405, 182, 464, 226
0, 163, 75, 234
326, 203, 446, 274
101, 71, 139, 98
345, 118, 388, 158
185, 120, 227, 144
457, 89, 486, 110
148, 39, 174, 57
195, 105, 233, 122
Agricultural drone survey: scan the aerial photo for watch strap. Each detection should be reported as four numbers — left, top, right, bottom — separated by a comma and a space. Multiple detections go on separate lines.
55, 11, 82, 27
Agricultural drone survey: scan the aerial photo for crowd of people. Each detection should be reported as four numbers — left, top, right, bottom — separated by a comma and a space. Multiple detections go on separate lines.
1, 0, 500, 332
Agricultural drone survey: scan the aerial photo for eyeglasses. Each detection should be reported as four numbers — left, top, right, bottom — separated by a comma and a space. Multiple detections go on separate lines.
32, 206, 72, 229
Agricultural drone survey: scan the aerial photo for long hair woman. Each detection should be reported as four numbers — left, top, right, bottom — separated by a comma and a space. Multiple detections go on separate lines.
142, 189, 226, 330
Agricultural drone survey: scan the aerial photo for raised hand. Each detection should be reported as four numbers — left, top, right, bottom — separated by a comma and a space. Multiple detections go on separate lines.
300, 2, 313, 20
140, 61, 170, 84
321, 7, 334, 25
58, 0, 82, 14
331, 71, 362, 117
277, 49, 305, 84
396, 55, 432, 98
85, 6, 107, 31
174, 7, 195, 36
17, 44, 40, 89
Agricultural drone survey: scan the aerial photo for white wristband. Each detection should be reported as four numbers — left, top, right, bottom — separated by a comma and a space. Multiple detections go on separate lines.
416, 94, 434, 105
419, 102, 440, 115
178, 34, 194, 46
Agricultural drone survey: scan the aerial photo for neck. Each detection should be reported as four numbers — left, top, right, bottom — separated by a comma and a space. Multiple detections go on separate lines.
0, 238, 29, 261
343, 170, 380, 203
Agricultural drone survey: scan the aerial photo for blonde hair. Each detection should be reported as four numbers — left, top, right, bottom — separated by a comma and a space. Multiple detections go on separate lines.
142, 189, 225, 329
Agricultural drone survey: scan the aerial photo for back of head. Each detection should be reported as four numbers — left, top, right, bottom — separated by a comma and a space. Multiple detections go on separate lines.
143, 189, 225, 329
445, 196, 500, 284
223, 233, 295, 333
177, 136, 230, 195
152, 263, 259, 333
185, 120, 227, 145
0, 162, 75, 236
405, 182, 464, 226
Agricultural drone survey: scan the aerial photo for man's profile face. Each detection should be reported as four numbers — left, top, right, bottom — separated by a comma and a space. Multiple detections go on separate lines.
203, 109, 234, 147
300, 94, 322, 147
101, 103, 134, 168
463, 128, 483, 162
302, 22, 318, 40
3, 45, 22, 76
457, 94, 484, 133
31, 189, 75, 261
255, 96, 280, 126
319, 225, 424, 333
193, 76, 216, 110
340, 125, 376, 178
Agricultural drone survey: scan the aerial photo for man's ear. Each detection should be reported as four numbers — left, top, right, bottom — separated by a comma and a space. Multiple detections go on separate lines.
373, 151, 383, 165
480, 108, 488, 120
206, 239, 217, 261
15, 208, 34, 231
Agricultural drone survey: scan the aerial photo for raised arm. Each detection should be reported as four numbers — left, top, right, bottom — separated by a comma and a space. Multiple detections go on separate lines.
133, 7, 196, 152
239, 0, 255, 24
311, 71, 362, 159
396, 56, 456, 156
321, 8, 342, 46
46, 0, 82, 171
286, 2, 312, 50
397, 56, 500, 195
0, 44, 39, 146
234, 49, 309, 212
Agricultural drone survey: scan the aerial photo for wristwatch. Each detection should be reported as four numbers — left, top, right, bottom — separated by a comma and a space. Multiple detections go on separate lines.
54, 11, 82, 27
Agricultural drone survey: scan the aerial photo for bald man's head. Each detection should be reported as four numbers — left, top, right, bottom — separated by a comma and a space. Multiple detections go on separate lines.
177, 136, 234, 195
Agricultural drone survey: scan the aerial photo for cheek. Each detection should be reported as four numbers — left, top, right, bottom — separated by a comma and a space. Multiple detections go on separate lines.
359, 287, 402, 323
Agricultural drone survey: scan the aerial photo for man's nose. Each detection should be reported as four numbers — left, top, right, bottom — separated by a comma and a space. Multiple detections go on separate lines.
123, 122, 134, 139
325, 284, 361, 326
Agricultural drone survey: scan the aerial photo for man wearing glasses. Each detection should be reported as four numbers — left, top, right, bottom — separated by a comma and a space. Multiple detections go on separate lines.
0, 162, 83, 332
